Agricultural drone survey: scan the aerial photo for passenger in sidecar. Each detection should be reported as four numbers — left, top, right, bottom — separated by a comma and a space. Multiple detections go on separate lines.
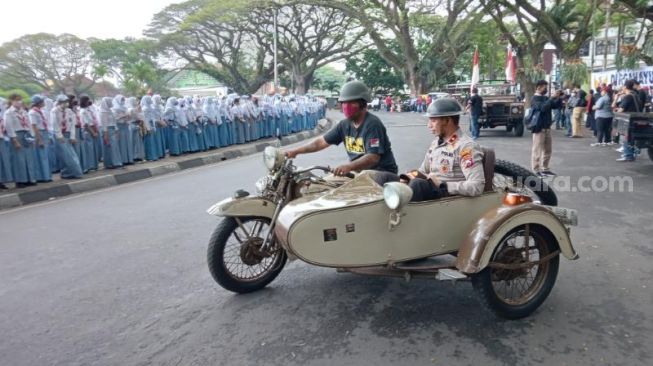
398, 98, 486, 201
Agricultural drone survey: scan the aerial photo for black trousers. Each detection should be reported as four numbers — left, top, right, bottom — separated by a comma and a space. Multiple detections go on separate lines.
408, 178, 447, 202
596, 117, 613, 143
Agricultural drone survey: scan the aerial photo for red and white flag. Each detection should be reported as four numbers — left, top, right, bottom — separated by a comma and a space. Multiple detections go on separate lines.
505, 47, 515, 83
471, 46, 480, 92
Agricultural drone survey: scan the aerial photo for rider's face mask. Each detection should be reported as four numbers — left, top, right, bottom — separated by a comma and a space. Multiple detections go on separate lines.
342, 102, 361, 119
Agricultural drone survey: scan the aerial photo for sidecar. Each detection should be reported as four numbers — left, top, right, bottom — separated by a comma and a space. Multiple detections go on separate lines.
274, 151, 579, 319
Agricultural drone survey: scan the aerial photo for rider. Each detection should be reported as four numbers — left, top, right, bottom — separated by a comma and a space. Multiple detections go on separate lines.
285, 81, 398, 179
400, 98, 485, 201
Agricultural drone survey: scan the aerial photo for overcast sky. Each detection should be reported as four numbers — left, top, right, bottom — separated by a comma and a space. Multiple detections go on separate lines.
1, 0, 180, 45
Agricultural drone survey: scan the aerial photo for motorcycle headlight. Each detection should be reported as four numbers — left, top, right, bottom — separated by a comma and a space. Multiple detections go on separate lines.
263, 146, 283, 171
511, 107, 520, 114
383, 182, 413, 211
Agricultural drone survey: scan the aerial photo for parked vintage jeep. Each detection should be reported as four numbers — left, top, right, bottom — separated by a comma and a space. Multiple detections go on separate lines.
476, 84, 525, 137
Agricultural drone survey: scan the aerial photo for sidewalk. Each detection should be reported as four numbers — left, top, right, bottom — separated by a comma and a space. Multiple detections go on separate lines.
0, 123, 328, 210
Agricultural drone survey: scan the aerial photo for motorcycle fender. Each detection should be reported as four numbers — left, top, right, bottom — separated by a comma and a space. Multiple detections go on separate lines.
206, 196, 276, 218
456, 204, 579, 274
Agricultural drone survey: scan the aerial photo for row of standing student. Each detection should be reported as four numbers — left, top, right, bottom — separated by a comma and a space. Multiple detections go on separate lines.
0, 93, 326, 189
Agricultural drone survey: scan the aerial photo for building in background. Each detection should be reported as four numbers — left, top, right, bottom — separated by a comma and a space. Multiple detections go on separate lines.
577, 23, 653, 88
167, 69, 230, 97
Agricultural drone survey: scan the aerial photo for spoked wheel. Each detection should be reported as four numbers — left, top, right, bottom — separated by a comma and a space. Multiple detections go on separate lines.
208, 216, 287, 293
493, 159, 558, 206
471, 225, 560, 319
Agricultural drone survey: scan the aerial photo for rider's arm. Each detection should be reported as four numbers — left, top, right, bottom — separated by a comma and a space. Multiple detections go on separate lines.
343, 153, 380, 171
447, 144, 485, 196
286, 136, 330, 157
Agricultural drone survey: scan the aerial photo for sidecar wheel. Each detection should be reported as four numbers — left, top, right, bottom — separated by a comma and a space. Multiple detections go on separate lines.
471, 225, 559, 319
207, 217, 287, 294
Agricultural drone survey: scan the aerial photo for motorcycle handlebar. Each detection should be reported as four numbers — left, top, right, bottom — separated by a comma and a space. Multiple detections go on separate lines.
294, 165, 355, 179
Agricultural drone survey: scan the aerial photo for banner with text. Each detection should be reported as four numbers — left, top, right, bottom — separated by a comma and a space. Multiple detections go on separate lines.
591, 66, 653, 89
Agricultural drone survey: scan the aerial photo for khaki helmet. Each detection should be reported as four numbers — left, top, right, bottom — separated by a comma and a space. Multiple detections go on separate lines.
338, 80, 372, 103
425, 98, 463, 117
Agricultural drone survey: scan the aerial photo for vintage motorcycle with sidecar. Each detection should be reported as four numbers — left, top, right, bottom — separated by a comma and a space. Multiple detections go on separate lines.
206, 146, 578, 319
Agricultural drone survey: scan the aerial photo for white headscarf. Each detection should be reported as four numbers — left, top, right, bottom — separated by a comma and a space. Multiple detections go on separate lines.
100, 97, 113, 112
112, 94, 126, 114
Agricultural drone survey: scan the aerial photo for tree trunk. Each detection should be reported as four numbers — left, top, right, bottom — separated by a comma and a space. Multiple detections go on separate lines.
293, 72, 315, 95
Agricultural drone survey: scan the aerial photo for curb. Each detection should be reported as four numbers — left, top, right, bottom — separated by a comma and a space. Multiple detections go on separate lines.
0, 123, 328, 211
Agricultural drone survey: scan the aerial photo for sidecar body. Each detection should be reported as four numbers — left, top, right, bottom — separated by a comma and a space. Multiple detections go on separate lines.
274, 170, 578, 275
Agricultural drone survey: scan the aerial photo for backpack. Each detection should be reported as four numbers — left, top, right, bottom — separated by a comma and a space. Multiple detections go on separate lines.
525, 104, 542, 132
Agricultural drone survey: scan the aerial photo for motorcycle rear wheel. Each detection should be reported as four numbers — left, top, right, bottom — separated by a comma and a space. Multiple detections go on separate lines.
207, 216, 287, 293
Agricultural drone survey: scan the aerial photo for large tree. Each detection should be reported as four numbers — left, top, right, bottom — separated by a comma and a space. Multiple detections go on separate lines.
499, 0, 599, 62
305, 0, 481, 96
148, 0, 364, 94
249, 3, 365, 94
90, 38, 172, 96
345, 47, 405, 94
614, 0, 653, 65
0, 33, 100, 95
147, 0, 276, 94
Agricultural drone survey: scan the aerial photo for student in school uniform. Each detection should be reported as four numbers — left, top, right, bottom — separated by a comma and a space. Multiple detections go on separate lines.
220, 96, 233, 146
151, 95, 166, 158
141, 95, 159, 161
126, 97, 145, 162
112, 95, 134, 164
43, 97, 58, 173
51, 95, 83, 179
68, 95, 89, 172
0, 97, 13, 189
27, 95, 52, 182
164, 97, 183, 156
98, 97, 122, 169
4, 94, 38, 187
79, 96, 99, 171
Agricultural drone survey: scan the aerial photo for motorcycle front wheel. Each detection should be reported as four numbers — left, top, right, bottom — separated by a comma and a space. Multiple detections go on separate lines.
207, 216, 287, 293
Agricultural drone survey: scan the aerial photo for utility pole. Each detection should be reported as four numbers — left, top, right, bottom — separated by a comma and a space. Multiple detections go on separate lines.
603, 0, 612, 71
273, 7, 278, 94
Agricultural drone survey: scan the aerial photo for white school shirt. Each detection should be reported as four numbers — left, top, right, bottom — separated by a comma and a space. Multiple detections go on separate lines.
4, 107, 33, 138
51, 107, 77, 139
28, 107, 49, 131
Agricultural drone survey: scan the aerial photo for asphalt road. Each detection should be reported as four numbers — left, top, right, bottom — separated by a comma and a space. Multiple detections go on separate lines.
1, 110, 652, 366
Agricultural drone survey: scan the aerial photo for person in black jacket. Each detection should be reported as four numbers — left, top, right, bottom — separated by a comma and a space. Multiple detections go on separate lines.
530, 80, 562, 176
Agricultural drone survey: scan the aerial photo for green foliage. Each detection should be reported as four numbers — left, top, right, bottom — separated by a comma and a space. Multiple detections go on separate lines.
313, 66, 346, 93
90, 38, 170, 96
345, 48, 405, 94
561, 61, 589, 87
0, 88, 31, 105
0, 33, 98, 94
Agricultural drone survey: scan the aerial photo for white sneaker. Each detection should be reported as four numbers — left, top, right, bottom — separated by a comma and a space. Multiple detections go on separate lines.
607, 142, 616, 146
590, 143, 601, 147
615, 147, 624, 153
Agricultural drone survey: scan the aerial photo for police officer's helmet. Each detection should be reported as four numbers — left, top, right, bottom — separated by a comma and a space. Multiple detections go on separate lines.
425, 98, 463, 118
338, 80, 372, 103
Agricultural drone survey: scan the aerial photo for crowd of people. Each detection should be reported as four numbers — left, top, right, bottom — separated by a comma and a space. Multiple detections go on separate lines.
552, 79, 651, 161
0, 93, 326, 189
530, 78, 651, 178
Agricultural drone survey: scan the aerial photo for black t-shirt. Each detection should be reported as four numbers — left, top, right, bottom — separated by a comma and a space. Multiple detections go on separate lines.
323, 112, 398, 174
468, 94, 483, 116
619, 93, 641, 112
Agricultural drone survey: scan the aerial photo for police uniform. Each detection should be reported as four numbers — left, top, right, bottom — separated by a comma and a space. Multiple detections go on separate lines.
403, 98, 486, 202
414, 128, 485, 198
